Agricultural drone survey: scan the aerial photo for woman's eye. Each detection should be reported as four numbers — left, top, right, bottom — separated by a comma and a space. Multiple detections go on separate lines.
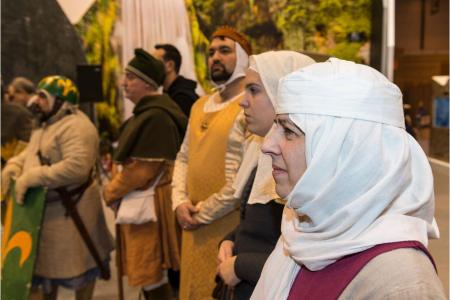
249, 86, 259, 95
246, 85, 260, 95
283, 127, 296, 139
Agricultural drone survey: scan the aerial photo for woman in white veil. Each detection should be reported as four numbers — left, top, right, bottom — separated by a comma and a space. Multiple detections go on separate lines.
252, 58, 446, 299
215, 51, 315, 300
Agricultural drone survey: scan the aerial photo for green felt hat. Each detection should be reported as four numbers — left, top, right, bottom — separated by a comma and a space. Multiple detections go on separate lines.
126, 48, 166, 88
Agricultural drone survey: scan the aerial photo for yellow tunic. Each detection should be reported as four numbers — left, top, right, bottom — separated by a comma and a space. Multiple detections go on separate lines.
180, 94, 242, 300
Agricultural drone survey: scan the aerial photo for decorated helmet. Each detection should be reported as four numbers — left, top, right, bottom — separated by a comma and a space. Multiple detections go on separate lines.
37, 75, 79, 105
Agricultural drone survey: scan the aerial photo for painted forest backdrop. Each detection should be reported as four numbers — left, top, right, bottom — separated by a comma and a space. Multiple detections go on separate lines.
76, 0, 371, 144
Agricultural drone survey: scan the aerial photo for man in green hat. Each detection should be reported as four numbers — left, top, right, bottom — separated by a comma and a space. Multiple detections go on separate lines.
103, 48, 187, 300
2, 75, 114, 300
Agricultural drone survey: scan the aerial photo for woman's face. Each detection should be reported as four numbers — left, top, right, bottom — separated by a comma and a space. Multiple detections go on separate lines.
240, 68, 275, 137
262, 114, 307, 198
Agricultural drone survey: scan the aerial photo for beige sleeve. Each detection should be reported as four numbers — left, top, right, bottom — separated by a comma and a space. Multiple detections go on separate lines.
25, 119, 97, 189
171, 124, 191, 210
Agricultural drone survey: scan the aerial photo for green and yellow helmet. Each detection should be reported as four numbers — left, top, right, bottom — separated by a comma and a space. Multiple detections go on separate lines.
37, 75, 79, 105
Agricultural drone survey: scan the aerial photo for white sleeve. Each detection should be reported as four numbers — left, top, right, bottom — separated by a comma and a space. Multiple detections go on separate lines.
194, 111, 247, 224
171, 123, 191, 210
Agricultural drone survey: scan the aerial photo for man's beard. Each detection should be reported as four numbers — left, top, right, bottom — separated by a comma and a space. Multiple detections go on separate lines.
210, 63, 232, 83
35, 98, 64, 123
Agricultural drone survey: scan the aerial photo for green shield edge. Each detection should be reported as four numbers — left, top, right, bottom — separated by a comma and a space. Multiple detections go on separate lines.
1, 181, 46, 300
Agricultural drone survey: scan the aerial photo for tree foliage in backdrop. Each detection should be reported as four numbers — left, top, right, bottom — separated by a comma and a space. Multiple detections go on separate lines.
75, 0, 121, 151
185, 0, 212, 91
73, 0, 371, 134
187, 0, 371, 89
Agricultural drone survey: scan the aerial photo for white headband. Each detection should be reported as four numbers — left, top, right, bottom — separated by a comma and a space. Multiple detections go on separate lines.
277, 58, 405, 128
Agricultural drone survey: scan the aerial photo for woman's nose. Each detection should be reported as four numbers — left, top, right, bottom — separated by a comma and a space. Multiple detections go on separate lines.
261, 126, 280, 156
240, 95, 249, 108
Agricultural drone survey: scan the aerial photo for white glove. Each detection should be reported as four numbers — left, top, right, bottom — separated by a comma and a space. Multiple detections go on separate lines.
14, 176, 28, 205
14, 168, 42, 205
1, 163, 22, 197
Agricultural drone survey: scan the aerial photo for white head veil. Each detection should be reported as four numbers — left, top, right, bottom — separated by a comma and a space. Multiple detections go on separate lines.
251, 58, 439, 299
233, 51, 316, 205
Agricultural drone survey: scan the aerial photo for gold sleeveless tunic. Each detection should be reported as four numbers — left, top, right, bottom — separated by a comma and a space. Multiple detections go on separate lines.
180, 94, 242, 300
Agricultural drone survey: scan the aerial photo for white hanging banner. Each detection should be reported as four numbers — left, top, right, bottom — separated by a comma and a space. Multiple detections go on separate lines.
121, 0, 202, 119
57, 0, 96, 24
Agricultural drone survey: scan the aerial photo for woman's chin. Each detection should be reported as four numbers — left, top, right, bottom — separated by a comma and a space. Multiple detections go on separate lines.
275, 184, 290, 199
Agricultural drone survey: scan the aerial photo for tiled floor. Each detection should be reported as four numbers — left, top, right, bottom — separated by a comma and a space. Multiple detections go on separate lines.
56, 159, 449, 299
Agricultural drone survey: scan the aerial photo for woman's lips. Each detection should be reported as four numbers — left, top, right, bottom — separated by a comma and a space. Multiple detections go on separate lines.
272, 166, 287, 177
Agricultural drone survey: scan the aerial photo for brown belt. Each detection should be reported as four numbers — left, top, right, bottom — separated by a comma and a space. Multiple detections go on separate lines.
45, 176, 93, 205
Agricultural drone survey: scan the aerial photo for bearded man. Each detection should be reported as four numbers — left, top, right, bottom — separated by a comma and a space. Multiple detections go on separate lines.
172, 26, 251, 300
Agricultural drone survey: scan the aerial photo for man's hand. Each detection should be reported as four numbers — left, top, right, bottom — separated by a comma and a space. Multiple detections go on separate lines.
14, 175, 29, 205
175, 202, 200, 230
1, 164, 21, 197
218, 240, 234, 264
12, 168, 41, 205
188, 216, 201, 230
102, 185, 116, 209
218, 256, 241, 287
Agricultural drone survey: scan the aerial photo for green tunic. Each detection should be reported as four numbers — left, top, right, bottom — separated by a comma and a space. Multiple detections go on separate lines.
114, 94, 187, 162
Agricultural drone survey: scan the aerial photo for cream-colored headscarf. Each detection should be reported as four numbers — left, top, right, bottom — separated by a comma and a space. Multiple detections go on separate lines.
251, 58, 439, 299
233, 51, 316, 205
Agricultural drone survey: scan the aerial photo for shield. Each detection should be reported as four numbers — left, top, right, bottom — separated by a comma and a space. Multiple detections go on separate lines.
1, 181, 46, 300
